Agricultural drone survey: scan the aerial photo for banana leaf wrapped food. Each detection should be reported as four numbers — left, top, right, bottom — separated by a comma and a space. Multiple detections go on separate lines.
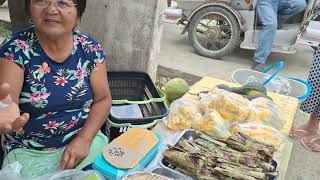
163, 131, 278, 180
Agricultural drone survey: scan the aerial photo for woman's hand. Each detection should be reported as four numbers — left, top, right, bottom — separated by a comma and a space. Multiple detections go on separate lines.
59, 136, 92, 170
0, 83, 29, 133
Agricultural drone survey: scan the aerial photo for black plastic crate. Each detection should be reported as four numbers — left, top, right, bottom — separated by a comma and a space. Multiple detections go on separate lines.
108, 71, 163, 102
107, 71, 168, 140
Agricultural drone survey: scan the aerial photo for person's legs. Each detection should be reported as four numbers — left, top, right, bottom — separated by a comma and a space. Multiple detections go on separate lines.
253, 0, 279, 65
290, 113, 320, 138
278, 0, 306, 23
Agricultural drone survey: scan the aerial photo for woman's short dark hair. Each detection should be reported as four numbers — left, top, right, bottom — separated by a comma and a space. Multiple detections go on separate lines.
25, 0, 87, 18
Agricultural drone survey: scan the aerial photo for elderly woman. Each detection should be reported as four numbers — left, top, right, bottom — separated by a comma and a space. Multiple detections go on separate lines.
0, 0, 111, 177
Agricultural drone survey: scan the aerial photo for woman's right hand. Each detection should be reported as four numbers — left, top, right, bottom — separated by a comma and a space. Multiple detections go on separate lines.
0, 83, 29, 133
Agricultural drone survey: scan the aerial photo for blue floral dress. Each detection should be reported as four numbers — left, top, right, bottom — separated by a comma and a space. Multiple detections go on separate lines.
0, 27, 106, 155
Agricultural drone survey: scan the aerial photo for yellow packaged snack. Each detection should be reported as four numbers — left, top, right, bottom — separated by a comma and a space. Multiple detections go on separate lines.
231, 123, 287, 151
248, 97, 286, 129
167, 98, 202, 130
213, 89, 251, 122
192, 110, 231, 139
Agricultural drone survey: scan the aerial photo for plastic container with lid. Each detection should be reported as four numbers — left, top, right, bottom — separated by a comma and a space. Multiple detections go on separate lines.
92, 131, 162, 180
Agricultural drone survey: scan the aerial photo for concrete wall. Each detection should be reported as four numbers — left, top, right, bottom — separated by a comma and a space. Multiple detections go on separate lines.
8, 0, 29, 31
81, 0, 166, 80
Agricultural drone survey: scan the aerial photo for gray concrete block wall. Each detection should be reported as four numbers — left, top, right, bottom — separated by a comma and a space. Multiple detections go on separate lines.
81, 0, 166, 80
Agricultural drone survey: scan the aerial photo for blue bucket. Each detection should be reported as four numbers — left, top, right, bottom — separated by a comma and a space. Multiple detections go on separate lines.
231, 61, 312, 100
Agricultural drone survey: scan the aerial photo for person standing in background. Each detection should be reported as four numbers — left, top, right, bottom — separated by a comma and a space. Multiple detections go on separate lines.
252, 0, 306, 71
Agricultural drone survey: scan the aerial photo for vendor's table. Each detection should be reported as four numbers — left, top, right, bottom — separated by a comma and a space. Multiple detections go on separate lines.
154, 76, 299, 180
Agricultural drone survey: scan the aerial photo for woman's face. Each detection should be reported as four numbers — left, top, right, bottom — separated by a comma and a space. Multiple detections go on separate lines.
30, 0, 79, 37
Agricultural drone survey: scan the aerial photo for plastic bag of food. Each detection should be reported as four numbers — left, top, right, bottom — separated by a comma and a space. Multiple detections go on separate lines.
212, 89, 251, 122
248, 97, 286, 129
198, 93, 215, 113
231, 122, 288, 152
192, 110, 231, 139
166, 98, 202, 130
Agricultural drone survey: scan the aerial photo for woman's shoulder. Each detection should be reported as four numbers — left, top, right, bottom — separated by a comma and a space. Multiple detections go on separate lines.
73, 28, 106, 61
74, 29, 102, 45
0, 26, 36, 69
6, 26, 35, 41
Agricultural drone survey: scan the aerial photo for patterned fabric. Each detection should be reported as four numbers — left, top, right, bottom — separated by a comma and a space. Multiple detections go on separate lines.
0, 27, 106, 154
300, 45, 320, 118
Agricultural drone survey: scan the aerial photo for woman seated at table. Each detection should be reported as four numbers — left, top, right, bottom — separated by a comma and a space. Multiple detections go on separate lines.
0, 0, 111, 177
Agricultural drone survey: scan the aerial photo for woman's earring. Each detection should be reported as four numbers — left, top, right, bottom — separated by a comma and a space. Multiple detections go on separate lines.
28, 19, 34, 25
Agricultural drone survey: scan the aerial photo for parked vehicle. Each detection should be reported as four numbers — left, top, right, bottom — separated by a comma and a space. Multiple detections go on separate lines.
164, 0, 320, 59
0, 0, 6, 6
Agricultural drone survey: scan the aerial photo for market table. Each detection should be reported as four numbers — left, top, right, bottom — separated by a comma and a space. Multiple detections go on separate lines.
154, 76, 299, 180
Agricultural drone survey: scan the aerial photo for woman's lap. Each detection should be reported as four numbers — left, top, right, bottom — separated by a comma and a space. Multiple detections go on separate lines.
1, 131, 108, 178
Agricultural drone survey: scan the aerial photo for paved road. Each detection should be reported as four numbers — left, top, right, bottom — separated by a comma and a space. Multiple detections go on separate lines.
0, 6, 10, 23
159, 23, 320, 180
159, 23, 314, 81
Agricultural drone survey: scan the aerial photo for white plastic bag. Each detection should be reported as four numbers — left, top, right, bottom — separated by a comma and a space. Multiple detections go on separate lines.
0, 161, 106, 180
0, 161, 24, 180
45, 170, 106, 180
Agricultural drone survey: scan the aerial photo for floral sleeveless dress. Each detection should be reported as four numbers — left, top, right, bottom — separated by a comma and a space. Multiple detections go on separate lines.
0, 26, 106, 155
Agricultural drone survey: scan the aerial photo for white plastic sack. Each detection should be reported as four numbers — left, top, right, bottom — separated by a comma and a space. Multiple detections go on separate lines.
0, 161, 106, 180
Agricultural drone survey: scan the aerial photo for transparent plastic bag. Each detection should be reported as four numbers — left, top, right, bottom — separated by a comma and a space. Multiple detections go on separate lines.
231, 122, 288, 152
192, 110, 231, 139
198, 91, 218, 112
0, 162, 105, 180
212, 89, 251, 122
123, 171, 172, 180
0, 161, 24, 180
166, 98, 202, 130
248, 97, 286, 129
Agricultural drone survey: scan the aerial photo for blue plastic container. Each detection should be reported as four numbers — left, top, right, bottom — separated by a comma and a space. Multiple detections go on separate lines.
92, 131, 162, 180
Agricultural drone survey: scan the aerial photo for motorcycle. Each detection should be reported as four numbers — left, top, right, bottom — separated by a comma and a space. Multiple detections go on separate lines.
163, 0, 320, 59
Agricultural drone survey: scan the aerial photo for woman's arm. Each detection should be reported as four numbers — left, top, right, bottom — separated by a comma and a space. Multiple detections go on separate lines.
59, 61, 112, 169
0, 59, 24, 103
0, 59, 29, 133
78, 61, 112, 141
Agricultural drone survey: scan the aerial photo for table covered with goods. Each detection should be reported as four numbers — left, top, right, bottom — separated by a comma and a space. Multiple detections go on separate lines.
101, 73, 298, 180
152, 76, 299, 180
0, 72, 300, 180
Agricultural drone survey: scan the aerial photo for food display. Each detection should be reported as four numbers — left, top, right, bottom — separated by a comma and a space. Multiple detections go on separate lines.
162, 82, 289, 180
162, 130, 278, 180
167, 83, 286, 131
88, 78, 292, 180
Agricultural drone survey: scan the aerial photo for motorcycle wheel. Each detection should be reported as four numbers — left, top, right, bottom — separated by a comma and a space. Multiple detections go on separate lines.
0, 0, 6, 6
188, 6, 241, 59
